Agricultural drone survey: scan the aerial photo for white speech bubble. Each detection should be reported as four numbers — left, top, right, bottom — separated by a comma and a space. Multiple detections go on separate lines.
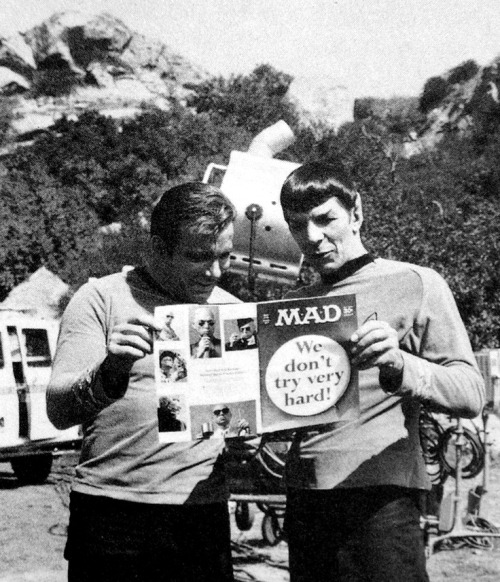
265, 334, 351, 416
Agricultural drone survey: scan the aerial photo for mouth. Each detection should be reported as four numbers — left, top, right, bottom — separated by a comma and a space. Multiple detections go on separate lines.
309, 250, 336, 262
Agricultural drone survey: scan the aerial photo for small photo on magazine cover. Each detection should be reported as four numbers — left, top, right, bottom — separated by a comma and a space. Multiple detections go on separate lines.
156, 307, 183, 342
190, 399, 257, 440
157, 394, 188, 433
189, 305, 222, 359
158, 349, 188, 383
223, 317, 259, 352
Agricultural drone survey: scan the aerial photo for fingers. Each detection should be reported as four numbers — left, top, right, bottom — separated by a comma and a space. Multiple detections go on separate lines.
350, 321, 403, 373
130, 314, 162, 333
108, 315, 159, 362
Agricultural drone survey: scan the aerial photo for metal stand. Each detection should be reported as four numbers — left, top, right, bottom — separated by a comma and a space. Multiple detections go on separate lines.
426, 415, 500, 554
245, 204, 263, 297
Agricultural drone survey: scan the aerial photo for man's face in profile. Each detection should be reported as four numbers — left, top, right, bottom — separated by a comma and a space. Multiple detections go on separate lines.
213, 405, 231, 429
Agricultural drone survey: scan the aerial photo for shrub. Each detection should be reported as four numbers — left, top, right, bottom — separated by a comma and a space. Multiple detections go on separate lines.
448, 60, 479, 86
419, 76, 449, 114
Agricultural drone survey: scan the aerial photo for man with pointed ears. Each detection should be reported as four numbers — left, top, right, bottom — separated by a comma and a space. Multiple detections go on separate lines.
279, 160, 485, 582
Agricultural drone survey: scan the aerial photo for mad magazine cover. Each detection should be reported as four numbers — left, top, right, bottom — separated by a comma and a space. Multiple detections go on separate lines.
153, 295, 359, 442
257, 294, 359, 433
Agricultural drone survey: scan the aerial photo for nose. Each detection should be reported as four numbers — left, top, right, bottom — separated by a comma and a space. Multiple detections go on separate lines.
305, 220, 324, 246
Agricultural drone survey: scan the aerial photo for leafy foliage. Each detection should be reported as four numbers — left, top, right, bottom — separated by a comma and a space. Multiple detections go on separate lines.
0, 97, 15, 147
448, 60, 479, 86
354, 96, 423, 135
186, 64, 299, 135
31, 65, 81, 98
419, 76, 449, 114
0, 152, 100, 297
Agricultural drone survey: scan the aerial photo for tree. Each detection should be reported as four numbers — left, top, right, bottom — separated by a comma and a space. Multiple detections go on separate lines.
186, 64, 299, 135
419, 76, 449, 114
0, 97, 15, 148
448, 60, 479, 85
0, 153, 100, 298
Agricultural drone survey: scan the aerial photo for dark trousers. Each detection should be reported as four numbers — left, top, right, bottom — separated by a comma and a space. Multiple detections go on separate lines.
285, 486, 429, 582
65, 492, 234, 582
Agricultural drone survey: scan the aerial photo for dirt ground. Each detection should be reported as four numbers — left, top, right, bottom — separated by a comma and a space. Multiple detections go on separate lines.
0, 451, 499, 582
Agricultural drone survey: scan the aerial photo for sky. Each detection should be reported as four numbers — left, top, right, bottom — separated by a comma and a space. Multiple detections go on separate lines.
1, 0, 499, 99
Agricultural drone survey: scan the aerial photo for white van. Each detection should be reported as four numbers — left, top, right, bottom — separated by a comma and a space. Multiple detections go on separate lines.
0, 312, 80, 483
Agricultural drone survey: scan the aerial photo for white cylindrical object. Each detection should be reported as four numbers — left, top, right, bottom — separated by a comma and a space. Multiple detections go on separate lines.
247, 120, 296, 158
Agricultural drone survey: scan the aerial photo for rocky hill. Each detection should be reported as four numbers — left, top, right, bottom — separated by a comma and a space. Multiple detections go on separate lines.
2, 10, 498, 154
404, 55, 500, 156
0, 10, 355, 145
0, 11, 207, 140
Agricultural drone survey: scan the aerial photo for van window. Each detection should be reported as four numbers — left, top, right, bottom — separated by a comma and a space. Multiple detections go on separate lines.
22, 328, 52, 367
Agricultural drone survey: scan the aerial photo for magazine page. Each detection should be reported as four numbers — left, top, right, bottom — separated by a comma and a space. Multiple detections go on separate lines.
154, 303, 261, 442
257, 294, 359, 433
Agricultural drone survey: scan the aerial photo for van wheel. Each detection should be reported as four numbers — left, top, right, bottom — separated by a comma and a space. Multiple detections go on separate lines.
261, 513, 284, 546
235, 501, 254, 531
11, 455, 53, 484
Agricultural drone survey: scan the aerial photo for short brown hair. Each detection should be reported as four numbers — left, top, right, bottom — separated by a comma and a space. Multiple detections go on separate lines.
151, 182, 236, 254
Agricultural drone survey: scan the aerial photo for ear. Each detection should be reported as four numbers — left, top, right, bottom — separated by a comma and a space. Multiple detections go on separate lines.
351, 193, 363, 234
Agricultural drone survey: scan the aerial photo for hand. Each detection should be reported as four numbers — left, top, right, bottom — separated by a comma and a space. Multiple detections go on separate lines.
229, 333, 239, 347
196, 336, 213, 357
350, 320, 404, 377
236, 419, 250, 435
106, 314, 160, 372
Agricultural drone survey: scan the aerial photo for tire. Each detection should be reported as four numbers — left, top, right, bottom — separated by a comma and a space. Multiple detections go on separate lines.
261, 512, 283, 546
11, 454, 53, 484
235, 501, 254, 531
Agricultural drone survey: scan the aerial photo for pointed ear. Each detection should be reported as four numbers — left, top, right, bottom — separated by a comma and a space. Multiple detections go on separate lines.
351, 193, 363, 233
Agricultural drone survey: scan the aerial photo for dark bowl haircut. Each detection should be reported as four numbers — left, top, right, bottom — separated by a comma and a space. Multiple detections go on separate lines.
280, 161, 357, 214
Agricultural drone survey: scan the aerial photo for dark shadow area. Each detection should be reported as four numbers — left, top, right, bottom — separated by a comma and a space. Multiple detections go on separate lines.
0, 465, 19, 489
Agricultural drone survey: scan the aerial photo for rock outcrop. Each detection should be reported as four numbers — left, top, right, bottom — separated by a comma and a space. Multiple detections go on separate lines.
288, 76, 354, 133
0, 10, 207, 140
404, 55, 500, 156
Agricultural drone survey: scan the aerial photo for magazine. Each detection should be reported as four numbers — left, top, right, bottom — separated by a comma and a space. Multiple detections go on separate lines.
154, 294, 359, 442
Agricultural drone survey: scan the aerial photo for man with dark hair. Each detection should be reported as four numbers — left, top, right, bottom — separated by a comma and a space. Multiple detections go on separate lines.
225, 318, 258, 351
279, 161, 485, 582
159, 350, 183, 382
157, 396, 187, 432
47, 182, 237, 582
